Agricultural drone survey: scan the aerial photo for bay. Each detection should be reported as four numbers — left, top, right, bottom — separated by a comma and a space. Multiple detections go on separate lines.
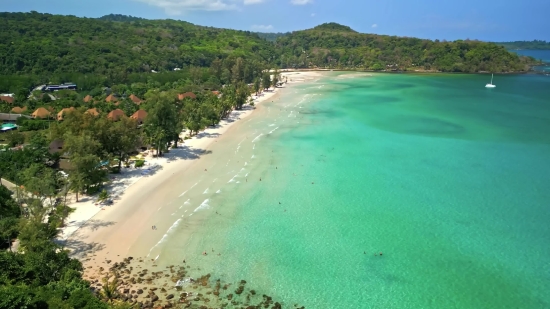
160, 72, 550, 308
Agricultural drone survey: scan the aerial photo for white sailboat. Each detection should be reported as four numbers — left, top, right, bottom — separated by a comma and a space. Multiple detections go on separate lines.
485, 73, 496, 88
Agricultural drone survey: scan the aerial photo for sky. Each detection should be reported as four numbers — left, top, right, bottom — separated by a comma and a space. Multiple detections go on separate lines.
3, 0, 550, 41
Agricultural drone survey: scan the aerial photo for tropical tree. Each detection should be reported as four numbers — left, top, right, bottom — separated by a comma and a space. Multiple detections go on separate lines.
64, 134, 105, 201
99, 273, 121, 304
253, 78, 261, 95
262, 72, 271, 91
143, 95, 178, 155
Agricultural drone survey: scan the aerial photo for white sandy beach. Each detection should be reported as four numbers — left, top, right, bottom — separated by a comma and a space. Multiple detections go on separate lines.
61, 71, 323, 269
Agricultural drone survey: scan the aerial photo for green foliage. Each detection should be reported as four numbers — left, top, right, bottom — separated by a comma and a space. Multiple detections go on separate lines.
63, 133, 106, 201
253, 31, 289, 42
134, 160, 145, 168
143, 94, 179, 154
496, 40, 550, 50
310, 22, 358, 33
21, 163, 58, 201
16, 119, 51, 132
98, 14, 146, 22
0, 12, 276, 78
274, 24, 534, 72
5, 131, 25, 147
97, 189, 109, 202
0, 132, 54, 184
262, 72, 271, 90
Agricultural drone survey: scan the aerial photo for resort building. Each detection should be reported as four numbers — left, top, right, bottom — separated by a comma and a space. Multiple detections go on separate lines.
130, 109, 148, 125
178, 92, 196, 100
31, 107, 52, 119
129, 94, 142, 105
57, 107, 75, 121
107, 109, 125, 121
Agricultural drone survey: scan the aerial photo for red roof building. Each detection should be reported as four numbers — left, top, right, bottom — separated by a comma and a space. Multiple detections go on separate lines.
107, 109, 125, 121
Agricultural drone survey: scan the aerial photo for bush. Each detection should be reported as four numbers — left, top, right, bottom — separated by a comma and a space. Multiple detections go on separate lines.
134, 160, 145, 168
16, 119, 51, 132
97, 189, 109, 202
5, 131, 25, 147
86, 185, 102, 195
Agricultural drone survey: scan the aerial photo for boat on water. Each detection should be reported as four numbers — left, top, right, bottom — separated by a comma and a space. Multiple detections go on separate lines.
485, 73, 496, 88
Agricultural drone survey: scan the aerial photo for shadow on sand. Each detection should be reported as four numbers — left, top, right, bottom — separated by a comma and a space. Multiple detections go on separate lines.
58, 219, 116, 258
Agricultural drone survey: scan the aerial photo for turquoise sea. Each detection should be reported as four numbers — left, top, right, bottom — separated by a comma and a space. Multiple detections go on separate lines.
513, 50, 550, 72
161, 72, 550, 308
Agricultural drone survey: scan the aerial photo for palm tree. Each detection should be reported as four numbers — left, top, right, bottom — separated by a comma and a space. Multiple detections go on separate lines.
100, 273, 121, 303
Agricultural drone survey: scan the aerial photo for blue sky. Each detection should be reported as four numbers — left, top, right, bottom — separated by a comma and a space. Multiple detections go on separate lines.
4, 0, 550, 41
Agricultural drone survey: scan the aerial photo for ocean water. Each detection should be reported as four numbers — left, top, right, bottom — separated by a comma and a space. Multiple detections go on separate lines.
512, 50, 550, 72
158, 72, 550, 308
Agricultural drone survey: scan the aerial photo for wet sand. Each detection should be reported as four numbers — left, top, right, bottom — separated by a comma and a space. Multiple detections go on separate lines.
66, 71, 324, 270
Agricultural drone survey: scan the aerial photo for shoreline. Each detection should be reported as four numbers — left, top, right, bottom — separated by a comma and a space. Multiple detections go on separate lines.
281, 68, 545, 75
63, 71, 324, 270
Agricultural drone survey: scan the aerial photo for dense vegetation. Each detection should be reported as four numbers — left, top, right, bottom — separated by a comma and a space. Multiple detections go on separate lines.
496, 40, 550, 50
275, 23, 534, 72
253, 32, 289, 42
0, 12, 276, 79
0, 133, 109, 308
0, 13, 536, 94
0, 60, 279, 308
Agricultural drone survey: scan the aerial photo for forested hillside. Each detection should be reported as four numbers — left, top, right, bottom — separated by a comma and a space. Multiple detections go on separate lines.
0, 13, 536, 94
496, 40, 550, 50
275, 23, 534, 72
0, 12, 276, 76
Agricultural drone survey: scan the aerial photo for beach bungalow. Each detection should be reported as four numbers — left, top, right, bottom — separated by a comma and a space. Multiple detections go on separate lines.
130, 109, 148, 125
0, 96, 14, 104
105, 94, 118, 103
178, 92, 196, 100
0, 113, 28, 123
86, 108, 100, 116
83, 95, 93, 103
107, 109, 125, 121
10, 106, 27, 113
31, 107, 51, 119
57, 107, 75, 121
129, 94, 142, 105
48, 139, 64, 155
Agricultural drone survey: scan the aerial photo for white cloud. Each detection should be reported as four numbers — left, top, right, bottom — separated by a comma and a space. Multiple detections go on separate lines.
251, 24, 274, 31
371, 24, 378, 28
134, 0, 237, 14
290, 0, 312, 5
243, 0, 264, 4
311, 13, 315, 17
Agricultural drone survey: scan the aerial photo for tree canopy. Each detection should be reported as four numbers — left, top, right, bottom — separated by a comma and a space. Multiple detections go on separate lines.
274, 24, 535, 72
0, 12, 536, 94
496, 40, 550, 50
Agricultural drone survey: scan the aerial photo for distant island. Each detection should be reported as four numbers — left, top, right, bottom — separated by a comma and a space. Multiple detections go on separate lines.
496, 40, 550, 50
0, 13, 539, 94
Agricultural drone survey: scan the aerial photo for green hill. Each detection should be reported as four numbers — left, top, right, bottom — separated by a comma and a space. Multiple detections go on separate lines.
0, 13, 536, 91
98, 13, 147, 22
495, 40, 550, 50
274, 23, 533, 72
0, 11, 275, 76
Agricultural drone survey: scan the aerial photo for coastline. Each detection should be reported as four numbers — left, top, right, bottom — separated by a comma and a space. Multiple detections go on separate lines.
63, 71, 324, 286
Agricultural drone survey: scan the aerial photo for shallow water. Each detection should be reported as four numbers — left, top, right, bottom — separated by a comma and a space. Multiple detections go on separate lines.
156, 72, 550, 308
